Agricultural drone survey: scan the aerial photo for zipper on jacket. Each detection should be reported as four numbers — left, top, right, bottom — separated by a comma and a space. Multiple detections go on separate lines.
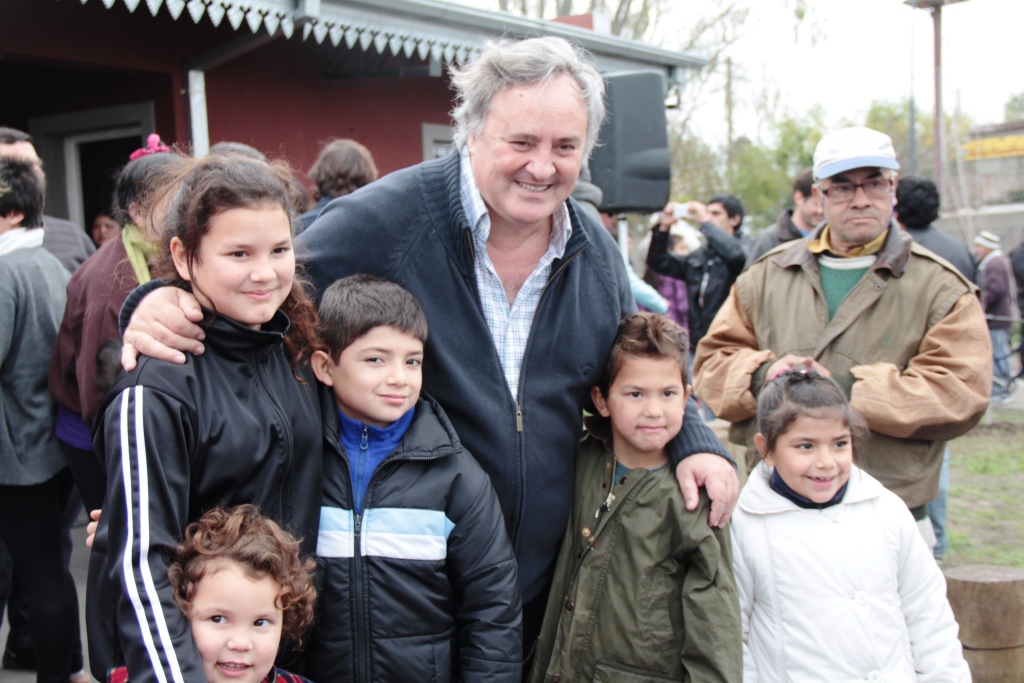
514, 243, 589, 427
252, 350, 293, 521
349, 438, 451, 681
355, 426, 369, 512
507, 242, 588, 545
352, 462, 391, 681
353, 510, 368, 683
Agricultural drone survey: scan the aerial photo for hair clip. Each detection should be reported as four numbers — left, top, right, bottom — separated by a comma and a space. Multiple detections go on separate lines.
129, 133, 171, 161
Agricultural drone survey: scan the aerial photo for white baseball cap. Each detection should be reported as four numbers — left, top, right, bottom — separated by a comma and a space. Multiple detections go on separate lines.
974, 230, 1001, 250
813, 127, 900, 180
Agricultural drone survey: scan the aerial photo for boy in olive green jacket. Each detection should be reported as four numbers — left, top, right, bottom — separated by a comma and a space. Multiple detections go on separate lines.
528, 313, 741, 683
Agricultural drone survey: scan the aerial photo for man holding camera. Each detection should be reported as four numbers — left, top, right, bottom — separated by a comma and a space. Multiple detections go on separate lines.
646, 196, 747, 349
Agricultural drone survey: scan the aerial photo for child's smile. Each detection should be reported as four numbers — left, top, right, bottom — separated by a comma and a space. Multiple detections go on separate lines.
171, 204, 294, 330
189, 559, 283, 683
762, 414, 853, 503
313, 325, 424, 428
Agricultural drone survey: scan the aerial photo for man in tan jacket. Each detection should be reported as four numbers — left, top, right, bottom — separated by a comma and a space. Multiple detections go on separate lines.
694, 126, 991, 520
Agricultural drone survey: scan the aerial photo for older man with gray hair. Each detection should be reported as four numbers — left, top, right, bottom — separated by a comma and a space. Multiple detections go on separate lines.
695, 126, 991, 527
974, 229, 1015, 402
119, 36, 739, 652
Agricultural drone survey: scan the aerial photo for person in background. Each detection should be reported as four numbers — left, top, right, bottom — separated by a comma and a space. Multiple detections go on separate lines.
90, 208, 121, 247
0, 125, 95, 677
572, 165, 668, 314
746, 168, 822, 267
0, 157, 87, 683
573, 164, 669, 314
894, 174, 977, 562
973, 229, 1014, 404
647, 196, 746, 350
207, 140, 267, 160
50, 141, 185, 513
298, 138, 378, 232
895, 176, 976, 282
1010, 227, 1024, 376
0, 126, 95, 272
695, 127, 990, 540
645, 233, 689, 330
647, 196, 747, 421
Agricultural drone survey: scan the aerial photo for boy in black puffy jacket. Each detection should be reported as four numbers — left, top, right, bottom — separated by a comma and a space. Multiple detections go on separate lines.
306, 275, 522, 682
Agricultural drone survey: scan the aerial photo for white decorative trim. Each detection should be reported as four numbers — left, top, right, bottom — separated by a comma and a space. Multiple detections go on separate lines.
78, 0, 705, 71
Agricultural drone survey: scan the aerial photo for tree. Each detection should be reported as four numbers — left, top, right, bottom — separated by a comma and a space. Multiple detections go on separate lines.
772, 106, 825, 177
727, 138, 791, 229
864, 99, 935, 180
863, 98, 979, 210
491, 0, 672, 41
1006, 92, 1024, 123
668, 127, 723, 205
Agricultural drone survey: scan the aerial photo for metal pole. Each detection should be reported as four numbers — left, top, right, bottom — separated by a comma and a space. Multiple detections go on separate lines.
909, 0, 917, 175
933, 6, 943, 196
187, 70, 210, 157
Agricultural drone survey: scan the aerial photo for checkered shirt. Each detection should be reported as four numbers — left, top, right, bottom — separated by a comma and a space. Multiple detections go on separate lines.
459, 150, 572, 397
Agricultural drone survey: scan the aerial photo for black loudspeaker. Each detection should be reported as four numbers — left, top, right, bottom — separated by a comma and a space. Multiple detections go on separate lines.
590, 71, 671, 214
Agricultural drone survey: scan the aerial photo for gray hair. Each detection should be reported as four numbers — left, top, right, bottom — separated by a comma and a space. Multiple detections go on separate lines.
450, 36, 606, 158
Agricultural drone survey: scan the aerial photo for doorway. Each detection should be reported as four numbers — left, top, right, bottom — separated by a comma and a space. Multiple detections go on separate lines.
29, 102, 155, 227
65, 129, 141, 230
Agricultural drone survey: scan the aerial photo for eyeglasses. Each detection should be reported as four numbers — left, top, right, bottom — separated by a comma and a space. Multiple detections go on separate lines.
818, 178, 893, 203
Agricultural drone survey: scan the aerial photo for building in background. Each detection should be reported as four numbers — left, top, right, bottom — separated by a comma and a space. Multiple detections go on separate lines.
0, 0, 702, 233
935, 121, 1024, 245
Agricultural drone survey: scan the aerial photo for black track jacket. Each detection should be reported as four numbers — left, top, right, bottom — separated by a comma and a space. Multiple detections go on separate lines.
88, 311, 323, 683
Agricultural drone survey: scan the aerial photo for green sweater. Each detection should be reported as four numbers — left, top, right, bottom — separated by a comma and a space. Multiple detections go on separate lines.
528, 436, 742, 683
818, 254, 872, 320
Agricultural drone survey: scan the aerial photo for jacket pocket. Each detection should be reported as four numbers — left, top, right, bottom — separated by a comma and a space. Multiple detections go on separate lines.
592, 659, 676, 683
373, 632, 455, 682
639, 565, 677, 651
431, 638, 453, 682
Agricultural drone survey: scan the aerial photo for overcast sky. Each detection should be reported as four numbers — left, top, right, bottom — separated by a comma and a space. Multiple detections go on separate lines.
447, 0, 1023, 145
714, 0, 1024, 143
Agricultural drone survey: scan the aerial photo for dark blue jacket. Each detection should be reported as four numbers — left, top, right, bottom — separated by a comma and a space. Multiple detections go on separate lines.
307, 390, 521, 682
298, 151, 729, 602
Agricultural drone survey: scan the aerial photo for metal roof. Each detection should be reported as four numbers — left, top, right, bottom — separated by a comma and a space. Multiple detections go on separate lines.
79, 0, 705, 76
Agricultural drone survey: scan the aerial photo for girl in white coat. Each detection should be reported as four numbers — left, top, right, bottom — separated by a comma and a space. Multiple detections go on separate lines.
731, 369, 971, 683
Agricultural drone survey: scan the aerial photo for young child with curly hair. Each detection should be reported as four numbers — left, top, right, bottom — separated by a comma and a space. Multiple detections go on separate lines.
108, 504, 317, 683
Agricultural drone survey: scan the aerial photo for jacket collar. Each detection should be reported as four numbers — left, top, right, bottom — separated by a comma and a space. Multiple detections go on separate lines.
738, 462, 883, 515
772, 220, 913, 278
200, 308, 290, 362
775, 210, 805, 242
321, 389, 462, 464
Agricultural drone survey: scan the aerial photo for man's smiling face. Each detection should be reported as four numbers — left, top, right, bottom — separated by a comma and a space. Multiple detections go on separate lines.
467, 73, 587, 237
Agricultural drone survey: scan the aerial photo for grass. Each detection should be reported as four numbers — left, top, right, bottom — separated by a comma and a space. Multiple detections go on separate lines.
943, 404, 1024, 569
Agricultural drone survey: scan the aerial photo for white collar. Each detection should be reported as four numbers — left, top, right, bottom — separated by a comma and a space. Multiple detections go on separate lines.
979, 249, 1004, 270
738, 462, 883, 515
0, 227, 44, 256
